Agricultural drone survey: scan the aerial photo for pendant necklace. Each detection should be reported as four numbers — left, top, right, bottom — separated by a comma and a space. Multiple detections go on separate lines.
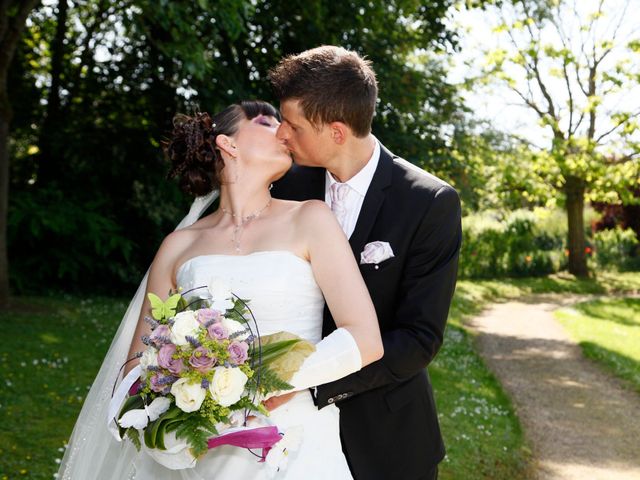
221, 197, 272, 253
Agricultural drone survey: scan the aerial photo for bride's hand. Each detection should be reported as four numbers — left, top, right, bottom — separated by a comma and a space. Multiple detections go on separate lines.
262, 392, 296, 411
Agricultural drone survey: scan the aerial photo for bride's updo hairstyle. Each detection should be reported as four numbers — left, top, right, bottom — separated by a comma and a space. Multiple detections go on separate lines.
165, 100, 280, 196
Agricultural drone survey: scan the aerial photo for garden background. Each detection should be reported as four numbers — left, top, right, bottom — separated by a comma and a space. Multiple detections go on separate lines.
1, 0, 639, 479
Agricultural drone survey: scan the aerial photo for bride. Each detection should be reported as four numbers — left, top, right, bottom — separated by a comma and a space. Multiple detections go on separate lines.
57, 100, 382, 479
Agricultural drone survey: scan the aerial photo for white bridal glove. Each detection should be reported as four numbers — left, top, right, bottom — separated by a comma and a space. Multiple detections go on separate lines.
288, 327, 362, 391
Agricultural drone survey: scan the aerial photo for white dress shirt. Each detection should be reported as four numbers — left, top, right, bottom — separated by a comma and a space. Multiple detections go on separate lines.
325, 139, 380, 238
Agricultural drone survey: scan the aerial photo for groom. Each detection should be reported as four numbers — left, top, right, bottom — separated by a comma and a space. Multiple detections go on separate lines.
269, 46, 461, 480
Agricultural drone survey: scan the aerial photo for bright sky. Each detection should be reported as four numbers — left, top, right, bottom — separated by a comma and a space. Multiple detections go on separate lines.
446, 0, 640, 154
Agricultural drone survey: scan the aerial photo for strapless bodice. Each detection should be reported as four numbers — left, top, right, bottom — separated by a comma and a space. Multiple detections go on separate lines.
176, 251, 325, 343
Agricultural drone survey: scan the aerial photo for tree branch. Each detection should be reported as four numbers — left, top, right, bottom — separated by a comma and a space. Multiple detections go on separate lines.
571, 110, 586, 137
0, 0, 40, 74
66, 0, 111, 101
587, 65, 597, 140
510, 85, 546, 119
605, 152, 639, 164
0, 0, 12, 42
595, 110, 640, 144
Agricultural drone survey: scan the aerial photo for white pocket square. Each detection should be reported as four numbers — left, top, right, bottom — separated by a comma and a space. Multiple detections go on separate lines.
360, 241, 394, 265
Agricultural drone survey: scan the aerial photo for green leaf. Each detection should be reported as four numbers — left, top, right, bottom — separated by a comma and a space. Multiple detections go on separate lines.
126, 428, 142, 451
145, 406, 185, 450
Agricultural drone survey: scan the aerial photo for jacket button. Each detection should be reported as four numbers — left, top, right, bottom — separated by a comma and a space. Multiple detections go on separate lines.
328, 397, 334, 404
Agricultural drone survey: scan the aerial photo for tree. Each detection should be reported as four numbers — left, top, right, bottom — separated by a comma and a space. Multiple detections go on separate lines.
0, 0, 41, 306
468, 0, 640, 276
449, 121, 554, 211
8, 0, 478, 294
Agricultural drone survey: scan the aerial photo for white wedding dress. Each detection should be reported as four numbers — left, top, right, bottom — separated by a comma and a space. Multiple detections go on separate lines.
129, 250, 353, 480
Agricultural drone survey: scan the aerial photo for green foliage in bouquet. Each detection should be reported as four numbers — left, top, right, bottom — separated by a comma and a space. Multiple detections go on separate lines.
115, 285, 317, 458
171, 410, 218, 457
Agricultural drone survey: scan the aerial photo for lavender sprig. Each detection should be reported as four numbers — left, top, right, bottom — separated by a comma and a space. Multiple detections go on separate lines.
157, 375, 179, 386
201, 379, 210, 389
154, 335, 172, 345
144, 316, 160, 329
229, 329, 250, 340
185, 335, 202, 348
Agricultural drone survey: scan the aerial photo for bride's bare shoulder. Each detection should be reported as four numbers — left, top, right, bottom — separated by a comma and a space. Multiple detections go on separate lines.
154, 226, 201, 266
290, 199, 336, 227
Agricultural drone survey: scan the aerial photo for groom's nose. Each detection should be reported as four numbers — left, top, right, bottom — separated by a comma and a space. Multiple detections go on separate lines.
276, 122, 290, 142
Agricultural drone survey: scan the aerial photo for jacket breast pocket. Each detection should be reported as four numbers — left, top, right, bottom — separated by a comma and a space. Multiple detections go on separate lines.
359, 256, 396, 275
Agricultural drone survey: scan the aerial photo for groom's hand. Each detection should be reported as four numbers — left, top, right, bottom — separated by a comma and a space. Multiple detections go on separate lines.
262, 392, 296, 411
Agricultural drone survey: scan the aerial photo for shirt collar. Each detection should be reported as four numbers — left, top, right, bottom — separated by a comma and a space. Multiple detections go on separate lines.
326, 138, 381, 197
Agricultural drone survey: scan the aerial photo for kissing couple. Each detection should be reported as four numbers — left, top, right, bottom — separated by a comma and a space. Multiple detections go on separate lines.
58, 45, 461, 480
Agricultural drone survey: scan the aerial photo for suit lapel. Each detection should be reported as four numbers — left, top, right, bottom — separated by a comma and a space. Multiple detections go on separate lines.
347, 143, 394, 257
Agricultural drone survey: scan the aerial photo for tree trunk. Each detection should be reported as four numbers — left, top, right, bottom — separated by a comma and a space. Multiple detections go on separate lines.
0, 0, 42, 306
0, 94, 11, 307
38, 0, 68, 184
565, 175, 589, 277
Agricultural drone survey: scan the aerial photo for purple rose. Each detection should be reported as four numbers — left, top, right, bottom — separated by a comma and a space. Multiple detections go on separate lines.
158, 343, 184, 375
150, 373, 175, 392
189, 346, 217, 373
150, 374, 164, 392
166, 357, 184, 375
207, 321, 228, 340
158, 343, 176, 368
150, 324, 171, 345
227, 341, 249, 365
198, 308, 222, 325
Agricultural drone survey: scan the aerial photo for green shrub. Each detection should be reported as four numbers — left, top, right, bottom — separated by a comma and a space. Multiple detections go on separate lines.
8, 187, 136, 293
460, 208, 567, 278
593, 228, 640, 271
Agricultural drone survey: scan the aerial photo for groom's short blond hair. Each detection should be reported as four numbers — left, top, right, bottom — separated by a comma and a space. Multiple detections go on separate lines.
268, 45, 378, 138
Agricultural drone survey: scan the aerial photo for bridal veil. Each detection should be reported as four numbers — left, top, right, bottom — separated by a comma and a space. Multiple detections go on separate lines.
57, 191, 218, 479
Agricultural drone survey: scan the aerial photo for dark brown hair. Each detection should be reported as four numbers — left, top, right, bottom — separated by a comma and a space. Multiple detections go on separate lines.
268, 45, 377, 137
165, 100, 280, 196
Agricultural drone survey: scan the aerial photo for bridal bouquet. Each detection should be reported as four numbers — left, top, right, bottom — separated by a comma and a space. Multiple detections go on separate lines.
109, 279, 314, 471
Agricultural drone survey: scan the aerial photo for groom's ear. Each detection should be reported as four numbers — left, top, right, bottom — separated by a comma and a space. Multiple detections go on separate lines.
329, 122, 349, 145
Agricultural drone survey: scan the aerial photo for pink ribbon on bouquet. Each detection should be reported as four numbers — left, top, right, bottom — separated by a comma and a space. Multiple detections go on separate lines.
207, 426, 282, 461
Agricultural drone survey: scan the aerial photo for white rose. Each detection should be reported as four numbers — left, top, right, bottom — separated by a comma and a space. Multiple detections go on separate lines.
221, 318, 250, 341
170, 378, 206, 413
170, 311, 201, 346
139, 347, 158, 377
209, 366, 248, 407
207, 278, 235, 311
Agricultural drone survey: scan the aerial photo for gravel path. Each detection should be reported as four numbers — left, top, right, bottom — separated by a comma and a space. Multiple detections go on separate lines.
469, 295, 640, 480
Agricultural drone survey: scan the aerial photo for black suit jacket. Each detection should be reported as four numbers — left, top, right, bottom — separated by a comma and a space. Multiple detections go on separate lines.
271, 143, 461, 480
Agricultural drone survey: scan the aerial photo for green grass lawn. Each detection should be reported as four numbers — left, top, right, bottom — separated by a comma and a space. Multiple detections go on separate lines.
555, 297, 640, 393
1, 271, 638, 480
0, 296, 127, 480
433, 271, 640, 480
